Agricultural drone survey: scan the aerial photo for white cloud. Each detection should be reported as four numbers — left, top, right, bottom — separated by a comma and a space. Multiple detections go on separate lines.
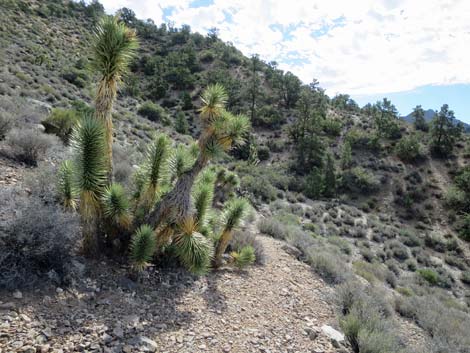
99, 0, 470, 96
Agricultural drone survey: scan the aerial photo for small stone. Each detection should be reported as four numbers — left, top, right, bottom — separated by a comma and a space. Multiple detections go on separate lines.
56, 287, 63, 294
42, 327, 52, 339
122, 345, 133, 353
112, 326, 124, 338
102, 333, 113, 344
0, 302, 16, 310
13, 290, 23, 299
38, 345, 50, 353
320, 325, 344, 343
222, 345, 231, 352
21, 347, 36, 353
139, 336, 158, 352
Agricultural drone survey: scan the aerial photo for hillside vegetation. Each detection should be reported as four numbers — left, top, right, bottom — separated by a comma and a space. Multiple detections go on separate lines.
1, 1, 470, 353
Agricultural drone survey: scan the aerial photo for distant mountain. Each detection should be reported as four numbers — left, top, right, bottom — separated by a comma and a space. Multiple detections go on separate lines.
402, 109, 470, 132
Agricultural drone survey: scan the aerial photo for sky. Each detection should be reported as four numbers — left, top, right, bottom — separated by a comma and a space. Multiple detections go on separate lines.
97, 0, 470, 123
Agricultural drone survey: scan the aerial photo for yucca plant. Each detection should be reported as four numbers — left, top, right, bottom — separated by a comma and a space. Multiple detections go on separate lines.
231, 245, 256, 269
214, 197, 249, 267
130, 224, 156, 270
173, 217, 214, 274
58, 160, 77, 210
169, 145, 196, 182
138, 134, 171, 208
146, 85, 250, 229
101, 183, 132, 229
193, 182, 215, 231
198, 83, 228, 122
70, 116, 107, 254
91, 15, 138, 180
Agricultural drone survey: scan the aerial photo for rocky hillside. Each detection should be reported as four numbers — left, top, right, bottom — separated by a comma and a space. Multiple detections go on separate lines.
1, 1, 470, 353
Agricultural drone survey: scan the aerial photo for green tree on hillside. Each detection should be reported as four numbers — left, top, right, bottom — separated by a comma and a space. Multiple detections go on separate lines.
340, 142, 353, 169
412, 105, 429, 131
246, 54, 262, 123
430, 104, 463, 157
289, 87, 326, 175
323, 153, 337, 197
374, 98, 401, 139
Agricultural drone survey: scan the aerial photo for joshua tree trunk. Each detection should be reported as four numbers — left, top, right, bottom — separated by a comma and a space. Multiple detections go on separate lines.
95, 79, 116, 183
146, 152, 208, 229
214, 229, 232, 267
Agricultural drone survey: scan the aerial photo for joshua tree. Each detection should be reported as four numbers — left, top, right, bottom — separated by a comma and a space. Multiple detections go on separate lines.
70, 116, 107, 254
91, 15, 138, 181
58, 160, 77, 210
145, 84, 250, 229
214, 197, 249, 267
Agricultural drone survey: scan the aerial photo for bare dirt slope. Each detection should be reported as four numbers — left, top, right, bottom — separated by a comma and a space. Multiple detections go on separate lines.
0, 236, 341, 353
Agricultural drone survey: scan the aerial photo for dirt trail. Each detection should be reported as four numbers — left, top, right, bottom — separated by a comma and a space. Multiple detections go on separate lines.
0, 236, 341, 353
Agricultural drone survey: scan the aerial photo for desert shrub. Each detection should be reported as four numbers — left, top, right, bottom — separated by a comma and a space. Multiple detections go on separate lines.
0, 192, 80, 289
341, 167, 380, 194
137, 101, 169, 123
400, 230, 422, 247
257, 146, 270, 161
353, 261, 387, 283
327, 237, 352, 255
322, 118, 342, 136
424, 233, 447, 252
461, 271, 470, 285
397, 295, 470, 352
345, 128, 380, 151
257, 218, 288, 239
445, 186, 467, 210
0, 111, 12, 139
256, 105, 284, 128
174, 111, 189, 134
456, 213, 470, 242
417, 268, 439, 286
307, 250, 349, 284
395, 135, 423, 162
42, 108, 80, 142
229, 231, 266, 265
4, 128, 57, 166
444, 255, 467, 270
237, 164, 290, 202
360, 248, 375, 262
338, 281, 401, 353
386, 240, 409, 261
61, 67, 88, 88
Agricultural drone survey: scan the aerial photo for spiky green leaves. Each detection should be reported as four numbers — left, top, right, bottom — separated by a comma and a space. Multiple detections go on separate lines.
173, 218, 214, 274
193, 168, 216, 230
221, 113, 251, 148
199, 84, 228, 121
70, 116, 107, 219
58, 160, 77, 210
130, 225, 156, 270
91, 15, 138, 83
221, 197, 249, 231
140, 134, 171, 205
193, 184, 214, 229
231, 245, 256, 269
101, 183, 132, 228
169, 145, 196, 181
